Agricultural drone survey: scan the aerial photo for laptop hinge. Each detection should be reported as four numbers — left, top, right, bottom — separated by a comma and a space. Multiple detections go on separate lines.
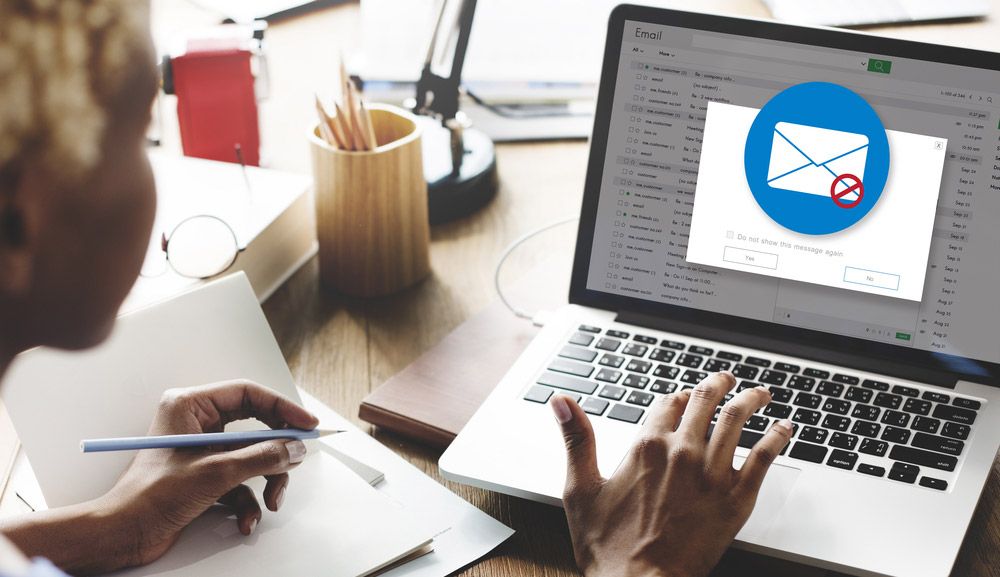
616, 311, 957, 388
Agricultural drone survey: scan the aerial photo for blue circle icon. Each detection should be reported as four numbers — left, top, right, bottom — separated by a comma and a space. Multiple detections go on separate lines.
744, 82, 889, 235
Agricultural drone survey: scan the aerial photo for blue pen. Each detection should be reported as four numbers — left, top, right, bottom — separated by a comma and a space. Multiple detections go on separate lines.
80, 428, 344, 453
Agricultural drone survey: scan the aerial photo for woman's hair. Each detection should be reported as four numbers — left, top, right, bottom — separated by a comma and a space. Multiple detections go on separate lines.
0, 0, 150, 183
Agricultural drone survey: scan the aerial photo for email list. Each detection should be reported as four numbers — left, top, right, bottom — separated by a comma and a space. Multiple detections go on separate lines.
686, 101, 947, 302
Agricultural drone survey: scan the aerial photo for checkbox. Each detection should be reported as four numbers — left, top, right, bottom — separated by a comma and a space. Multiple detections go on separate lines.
726, 230, 734, 239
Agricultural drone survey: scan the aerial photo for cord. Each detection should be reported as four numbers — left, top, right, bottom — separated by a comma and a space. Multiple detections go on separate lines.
494, 215, 579, 325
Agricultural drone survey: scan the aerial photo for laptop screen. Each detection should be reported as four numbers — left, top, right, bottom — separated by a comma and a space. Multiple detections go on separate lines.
580, 13, 1000, 373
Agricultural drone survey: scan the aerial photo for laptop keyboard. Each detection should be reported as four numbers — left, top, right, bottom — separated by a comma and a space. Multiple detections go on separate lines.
523, 324, 984, 491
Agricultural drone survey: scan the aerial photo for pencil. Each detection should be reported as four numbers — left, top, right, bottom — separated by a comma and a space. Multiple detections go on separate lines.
315, 94, 346, 149
359, 99, 378, 150
81, 428, 345, 453
334, 102, 357, 151
346, 80, 369, 150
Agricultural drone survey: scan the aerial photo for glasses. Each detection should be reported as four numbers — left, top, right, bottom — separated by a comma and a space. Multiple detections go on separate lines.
140, 146, 251, 280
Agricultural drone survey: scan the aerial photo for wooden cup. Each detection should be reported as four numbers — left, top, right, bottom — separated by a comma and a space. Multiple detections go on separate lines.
309, 104, 431, 297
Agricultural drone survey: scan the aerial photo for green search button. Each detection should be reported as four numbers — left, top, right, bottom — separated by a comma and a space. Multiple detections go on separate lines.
895, 332, 911, 341
868, 59, 892, 74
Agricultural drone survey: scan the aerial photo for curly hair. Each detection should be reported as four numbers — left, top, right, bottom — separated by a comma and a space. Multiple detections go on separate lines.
0, 0, 150, 183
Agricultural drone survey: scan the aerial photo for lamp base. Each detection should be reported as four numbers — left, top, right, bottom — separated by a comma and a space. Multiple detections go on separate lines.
419, 118, 498, 225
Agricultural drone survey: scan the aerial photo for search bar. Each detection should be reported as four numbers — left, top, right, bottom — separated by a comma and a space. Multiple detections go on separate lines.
691, 34, 865, 72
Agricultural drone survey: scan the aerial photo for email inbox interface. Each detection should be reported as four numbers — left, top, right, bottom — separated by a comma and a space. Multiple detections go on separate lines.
587, 21, 1000, 365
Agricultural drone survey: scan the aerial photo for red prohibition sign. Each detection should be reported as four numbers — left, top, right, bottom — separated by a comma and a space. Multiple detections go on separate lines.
830, 173, 864, 208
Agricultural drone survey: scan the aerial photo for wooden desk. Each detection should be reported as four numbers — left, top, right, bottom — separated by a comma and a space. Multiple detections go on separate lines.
156, 1, 1000, 575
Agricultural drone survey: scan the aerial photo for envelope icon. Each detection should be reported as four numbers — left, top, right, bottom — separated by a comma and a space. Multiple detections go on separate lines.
766, 121, 869, 201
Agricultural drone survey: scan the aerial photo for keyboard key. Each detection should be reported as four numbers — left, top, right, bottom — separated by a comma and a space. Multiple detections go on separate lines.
680, 370, 708, 384
858, 463, 886, 477
816, 381, 845, 398
606, 330, 629, 339
792, 408, 821, 425
829, 432, 859, 451
774, 362, 800, 373
822, 398, 851, 415
769, 387, 793, 403
649, 348, 676, 363
932, 404, 977, 425
625, 360, 652, 374
689, 345, 714, 356
622, 374, 650, 389
851, 421, 881, 438
731, 364, 760, 380
537, 372, 598, 395
607, 403, 644, 423
717, 393, 734, 407
653, 364, 679, 379
626, 391, 655, 407
799, 426, 828, 444
902, 398, 932, 416
523, 385, 553, 404
764, 403, 792, 419
890, 445, 957, 472
660, 339, 686, 350
919, 477, 948, 491
911, 432, 964, 456
892, 385, 919, 398
568, 332, 594, 346
789, 442, 828, 463
633, 334, 657, 344
952, 397, 982, 410
851, 404, 880, 421
595, 338, 622, 351
622, 343, 649, 357
859, 438, 888, 457
744, 356, 771, 367
599, 385, 626, 401
703, 359, 732, 372
862, 379, 890, 391
677, 354, 704, 368
832, 373, 860, 385
559, 345, 597, 363
941, 422, 970, 440
793, 392, 822, 409
738, 380, 763, 393
717, 350, 742, 361
827, 449, 858, 470
881, 426, 911, 444
578, 324, 601, 333
911, 416, 941, 434
874, 392, 902, 410
745, 415, 770, 431
787, 375, 816, 391
759, 370, 788, 386
651, 380, 677, 394
737, 429, 765, 449
822, 414, 851, 432
595, 368, 622, 383
888, 462, 919, 484
549, 359, 595, 378
599, 354, 625, 368
581, 397, 609, 416
880, 410, 910, 428
922, 391, 950, 404
845, 387, 873, 403
803, 368, 830, 379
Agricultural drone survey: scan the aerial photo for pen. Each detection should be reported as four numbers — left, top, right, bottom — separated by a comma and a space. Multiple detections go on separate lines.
80, 428, 345, 453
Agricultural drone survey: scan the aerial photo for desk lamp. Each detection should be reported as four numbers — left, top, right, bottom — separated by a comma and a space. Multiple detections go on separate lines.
414, 0, 498, 224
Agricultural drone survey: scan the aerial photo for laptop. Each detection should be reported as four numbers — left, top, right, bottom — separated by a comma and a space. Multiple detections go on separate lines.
761, 0, 989, 28
440, 5, 1000, 577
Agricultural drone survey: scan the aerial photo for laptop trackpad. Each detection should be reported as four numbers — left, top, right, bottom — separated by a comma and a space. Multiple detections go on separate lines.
733, 457, 801, 542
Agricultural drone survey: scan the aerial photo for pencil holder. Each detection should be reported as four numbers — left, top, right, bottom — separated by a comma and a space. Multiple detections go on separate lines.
309, 104, 431, 297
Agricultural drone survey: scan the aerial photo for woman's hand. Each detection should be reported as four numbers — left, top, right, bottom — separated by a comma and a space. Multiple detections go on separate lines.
102, 380, 319, 567
550, 372, 793, 577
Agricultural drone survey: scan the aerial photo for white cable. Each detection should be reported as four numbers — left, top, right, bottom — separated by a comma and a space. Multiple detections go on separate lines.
494, 215, 579, 324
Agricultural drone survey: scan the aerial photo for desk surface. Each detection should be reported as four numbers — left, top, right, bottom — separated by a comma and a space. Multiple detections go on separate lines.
160, 1, 999, 575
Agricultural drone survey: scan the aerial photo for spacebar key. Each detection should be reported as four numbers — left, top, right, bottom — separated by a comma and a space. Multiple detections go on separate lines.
889, 445, 957, 472
789, 442, 828, 463
537, 372, 598, 395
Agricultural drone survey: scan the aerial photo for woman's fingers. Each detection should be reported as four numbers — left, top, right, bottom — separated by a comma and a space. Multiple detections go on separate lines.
551, 395, 604, 503
218, 484, 262, 535
705, 386, 772, 471
736, 420, 795, 497
263, 473, 289, 512
172, 381, 320, 431
205, 439, 306, 495
641, 389, 691, 435
677, 372, 736, 443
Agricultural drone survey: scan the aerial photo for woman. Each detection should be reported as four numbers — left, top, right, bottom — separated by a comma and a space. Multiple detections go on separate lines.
0, 2, 792, 576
